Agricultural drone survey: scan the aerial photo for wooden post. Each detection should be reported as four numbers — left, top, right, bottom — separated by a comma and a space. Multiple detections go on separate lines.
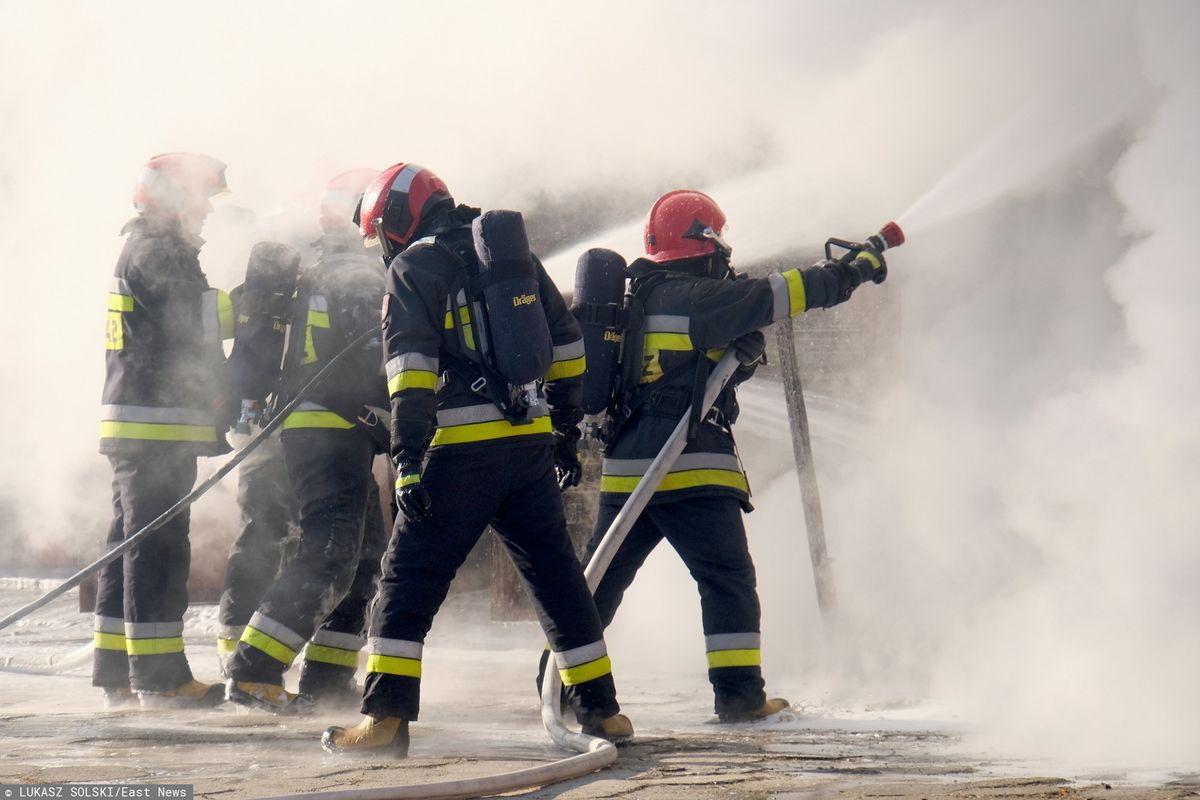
774, 318, 838, 619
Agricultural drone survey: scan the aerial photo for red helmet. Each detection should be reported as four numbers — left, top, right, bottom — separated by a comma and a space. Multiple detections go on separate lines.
320, 168, 378, 233
644, 189, 731, 264
133, 152, 227, 215
356, 163, 452, 257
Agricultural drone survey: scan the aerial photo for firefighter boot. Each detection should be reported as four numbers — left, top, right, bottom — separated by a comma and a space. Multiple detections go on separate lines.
101, 687, 136, 709
321, 714, 410, 757
581, 713, 634, 744
226, 680, 315, 715
718, 697, 791, 723
138, 679, 226, 710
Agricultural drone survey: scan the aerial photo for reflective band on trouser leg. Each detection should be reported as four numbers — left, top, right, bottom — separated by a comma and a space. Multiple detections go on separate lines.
93, 615, 126, 652
768, 268, 806, 321
304, 629, 366, 669
600, 452, 749, 495
124, 621, 185, 656
705, 632, 762, 669
240, 613, 305, 666
553, 640, 613, 687
366, 637, 423, 678
217, 624, 243, 659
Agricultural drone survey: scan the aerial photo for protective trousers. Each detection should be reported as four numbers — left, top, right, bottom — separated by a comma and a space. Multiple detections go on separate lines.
362, 443, 619, 726
226, 427, 386, 694
216, 430, 298, 672
93, 451, 199, 692
587, 495, 766, 716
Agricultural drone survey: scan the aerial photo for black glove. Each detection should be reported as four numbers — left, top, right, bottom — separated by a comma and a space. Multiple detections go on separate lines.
394, 460, 432, 523
553, 426, 583, 491
731, 330, 767, 382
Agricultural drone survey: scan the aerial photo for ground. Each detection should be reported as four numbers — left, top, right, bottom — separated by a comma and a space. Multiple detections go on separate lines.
2, 580, 1197, 800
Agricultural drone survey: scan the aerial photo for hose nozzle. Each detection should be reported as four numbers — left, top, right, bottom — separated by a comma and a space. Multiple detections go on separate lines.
867, 221, 905, 252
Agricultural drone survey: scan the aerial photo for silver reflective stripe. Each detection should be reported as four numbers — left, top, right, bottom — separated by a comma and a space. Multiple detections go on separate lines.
247, 612, 306, 651
125, 621, 184, 638
705, 632, 761, 652
413, 235, 436, 248
368, 637, 423, 659
553, 640, 607, 669
436, 402, 545, 427
218, 624, 245, 641
391, 164, 422, 193
644, 314, 690, 333
386, 353, 439, 379
201, 290, 217, 344
101, 405, 213, 425
768, 273, 790, 323
294, 401, 333, 413
311, 629, 366, 651
94, 615, 125, 634
309, 295, 328, 312
603, 452, 742, 477
455, 288, 467, 305
552, 339, 585, 361
111, 277, 131, 295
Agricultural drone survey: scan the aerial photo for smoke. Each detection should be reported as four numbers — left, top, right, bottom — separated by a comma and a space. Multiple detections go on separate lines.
1, 0, 1196, 771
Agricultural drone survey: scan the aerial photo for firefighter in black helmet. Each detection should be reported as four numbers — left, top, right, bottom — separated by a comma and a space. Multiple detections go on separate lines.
94, 152, 234, 708
320, 162, 631, 756
541, 189, 888, 723
222, 171, 391, 714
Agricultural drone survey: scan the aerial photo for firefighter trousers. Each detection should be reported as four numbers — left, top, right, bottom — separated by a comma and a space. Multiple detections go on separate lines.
226, 427, 386, 694
216, 429, 298, 672
580, 495, 766, 716
362, 443, 620, 726
93, 450, 199, 692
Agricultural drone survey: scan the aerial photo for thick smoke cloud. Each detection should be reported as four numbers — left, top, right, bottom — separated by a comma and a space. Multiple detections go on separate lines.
1, 0, 1196, 769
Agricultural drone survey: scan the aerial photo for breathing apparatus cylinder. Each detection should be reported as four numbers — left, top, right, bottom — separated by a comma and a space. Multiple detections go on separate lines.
470, 210, 553, 410
571, 248, 628, 415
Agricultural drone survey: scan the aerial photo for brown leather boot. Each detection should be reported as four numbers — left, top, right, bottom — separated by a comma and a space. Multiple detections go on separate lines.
138, 679, 226, 709
582, 713, 634, 744
322, 714, 410, 757
718, 697, 790, 723
226, 680, 315, 715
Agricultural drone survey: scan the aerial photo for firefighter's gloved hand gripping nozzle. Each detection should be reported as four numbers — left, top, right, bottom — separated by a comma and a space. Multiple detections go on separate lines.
823, 220, 905, 294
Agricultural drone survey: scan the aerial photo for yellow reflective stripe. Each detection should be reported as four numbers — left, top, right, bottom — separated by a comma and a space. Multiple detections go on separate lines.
706, 648, 762, 669
100, 420, 217, 443
300, 309, 332, 365
304, 643, 360, 668
367, 653, 422, 678
105, 311, 124, 350
783, 268, 806, 315
544, 356, 585, 382
125, 637, 185, 656
241, 626, 297, 666
706, 347, 727, 363
559, 655, 612, 686
395, 473, 421, 489
857, 251, 881, 270
644, 332, 693, 351
430, 415, 552, 446
107, 293, 134, 312
93, 632, 126, 651
388, 370, 438, 394
217, 290, 235, 339
600, 468, 749, 495
216, 638, 238, 657
282, 410, 355, 430
309, 310, 330, 327
462, 323, 475, 351
443, 307, 471, 328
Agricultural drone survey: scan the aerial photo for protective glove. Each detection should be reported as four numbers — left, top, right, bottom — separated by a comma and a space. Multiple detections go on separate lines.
730, 330, 767, 383
394, 460, 432, 523
848, 246, 887, 286
553, 426, 583, 491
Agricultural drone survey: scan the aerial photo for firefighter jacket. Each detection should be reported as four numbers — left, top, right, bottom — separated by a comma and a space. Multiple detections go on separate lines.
600, 258, 828, 509
382, 212, 585, 464
100, 215, 234, 456
277, 233, 389, 440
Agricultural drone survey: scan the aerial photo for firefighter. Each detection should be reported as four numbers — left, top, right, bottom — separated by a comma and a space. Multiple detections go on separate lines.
222, 172, 391, 714
547, 189, 888, 723
216, 172, 382, 708
94, 152, 235, 708
320, 163, 631, 756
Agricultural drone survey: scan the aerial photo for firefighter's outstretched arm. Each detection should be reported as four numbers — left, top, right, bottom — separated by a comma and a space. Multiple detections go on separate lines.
536, 257, 586, 490
382, 257, 443, 521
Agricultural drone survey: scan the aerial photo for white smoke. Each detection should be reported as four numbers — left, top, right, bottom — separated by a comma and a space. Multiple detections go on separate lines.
0, 0, 1197, 771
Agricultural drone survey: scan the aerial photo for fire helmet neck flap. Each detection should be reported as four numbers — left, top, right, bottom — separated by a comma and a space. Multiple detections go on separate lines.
133, 152, 228, 218
355, 163, 453, 260
320, 168, 379, 234
644, 189, 732, 266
